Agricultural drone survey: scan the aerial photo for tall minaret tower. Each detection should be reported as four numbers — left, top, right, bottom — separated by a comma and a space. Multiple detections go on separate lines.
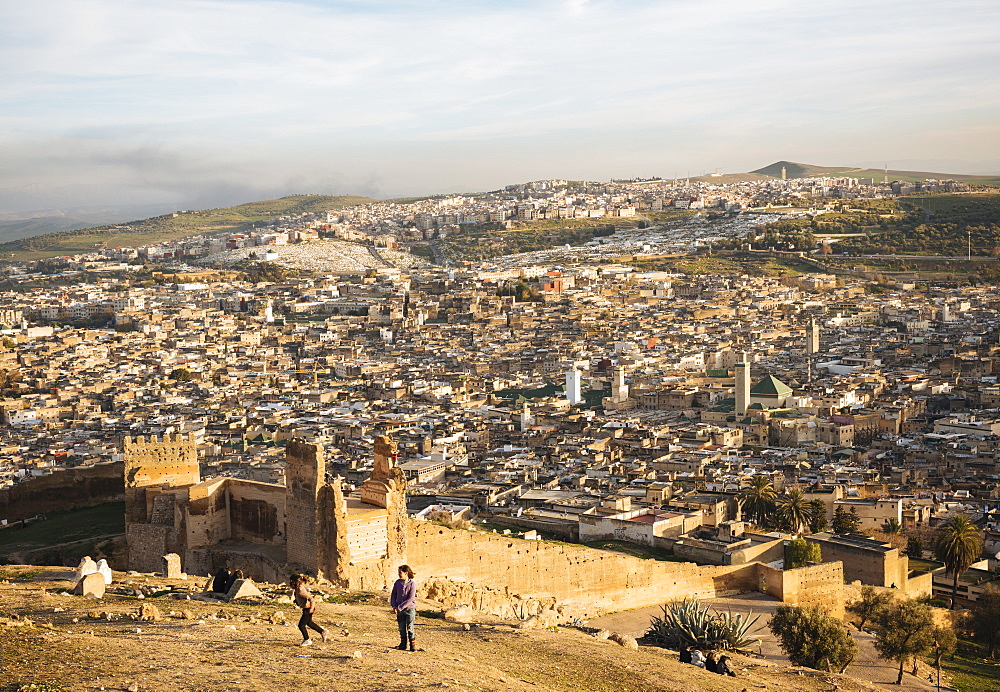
781, 166, 787, 181
611, 366, 629, 403
565, 367, 582, 406
806, 319, 820, 384
520, 401, 533, 431
734, 351, 750, 416
806, 318, 820, 355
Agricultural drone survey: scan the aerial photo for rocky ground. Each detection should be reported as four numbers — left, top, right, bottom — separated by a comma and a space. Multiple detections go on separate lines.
1, 565, 889, 692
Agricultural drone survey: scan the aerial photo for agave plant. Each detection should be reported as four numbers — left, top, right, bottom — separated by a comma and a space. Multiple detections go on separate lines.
646, 598, 762, 652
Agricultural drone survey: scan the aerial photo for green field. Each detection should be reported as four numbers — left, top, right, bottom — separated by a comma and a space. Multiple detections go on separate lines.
1, 195, 377, 260
937, 644, 1000, 692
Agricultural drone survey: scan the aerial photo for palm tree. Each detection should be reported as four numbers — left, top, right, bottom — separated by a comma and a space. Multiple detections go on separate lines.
739, 476, 777, 526
881, 518, 902, 536
934, 515, 984, 609
778, 488, 812, 535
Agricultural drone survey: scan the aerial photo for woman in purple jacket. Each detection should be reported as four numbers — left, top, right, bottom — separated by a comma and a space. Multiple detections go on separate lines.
390, 564, 417, 651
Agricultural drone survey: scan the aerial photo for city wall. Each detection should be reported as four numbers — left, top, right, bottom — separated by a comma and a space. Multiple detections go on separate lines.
349, 521, 770, 618
0, 462, 124, 522
760, 561, 846, 618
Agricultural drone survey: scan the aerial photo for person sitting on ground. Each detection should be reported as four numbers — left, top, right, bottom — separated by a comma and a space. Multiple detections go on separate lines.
715, 654, 736, 677
690, 649, 706, 668
678, 645, 692, 664
211, 568, 231, 594
704, 652, 718, 673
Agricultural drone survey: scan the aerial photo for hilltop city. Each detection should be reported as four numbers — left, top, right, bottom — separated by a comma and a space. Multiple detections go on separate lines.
0, 172, 998, 678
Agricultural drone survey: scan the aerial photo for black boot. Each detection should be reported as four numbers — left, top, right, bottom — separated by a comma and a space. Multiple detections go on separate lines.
396, 637, 407, 650
409, 638, 416, 652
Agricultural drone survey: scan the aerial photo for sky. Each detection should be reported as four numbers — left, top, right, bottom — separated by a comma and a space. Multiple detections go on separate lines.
1, 0, 999, 215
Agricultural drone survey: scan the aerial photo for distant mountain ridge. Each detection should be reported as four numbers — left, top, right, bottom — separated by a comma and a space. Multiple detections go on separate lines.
751, 160, 1000, 184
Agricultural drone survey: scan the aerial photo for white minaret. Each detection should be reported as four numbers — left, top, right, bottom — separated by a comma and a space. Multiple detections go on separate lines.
264, 300, 274, 323
941, 303, 951, 322
611, 366, 629, 403
520, 402, 533, 431
565, 367, 582, 406
734, 351, 750, 416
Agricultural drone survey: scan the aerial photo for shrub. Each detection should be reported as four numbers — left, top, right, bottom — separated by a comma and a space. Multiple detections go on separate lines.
846, 586, 893, 630
784, 539, 822, 569
646, 598, 762, 652
769, 605, 857, 673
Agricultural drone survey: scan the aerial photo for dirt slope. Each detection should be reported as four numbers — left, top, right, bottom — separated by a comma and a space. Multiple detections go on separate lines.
0, 565, 883, 692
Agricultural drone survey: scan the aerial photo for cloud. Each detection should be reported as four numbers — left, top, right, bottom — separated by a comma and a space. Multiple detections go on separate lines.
0, 0, 997, 212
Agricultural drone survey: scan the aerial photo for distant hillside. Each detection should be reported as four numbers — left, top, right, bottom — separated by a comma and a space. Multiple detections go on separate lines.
688, 172, 773, 184
753, 161, 858, 179
753, 160, 1000, 185
0, 194, 377, 260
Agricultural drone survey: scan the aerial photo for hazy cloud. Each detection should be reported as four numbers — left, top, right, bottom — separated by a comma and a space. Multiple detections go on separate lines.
0, 0, 998, 213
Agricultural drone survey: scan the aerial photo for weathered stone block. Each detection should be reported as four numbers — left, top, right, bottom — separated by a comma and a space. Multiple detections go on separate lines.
225, 578, 263, 601
72, 572, 105, 599
161, 553, 182, 578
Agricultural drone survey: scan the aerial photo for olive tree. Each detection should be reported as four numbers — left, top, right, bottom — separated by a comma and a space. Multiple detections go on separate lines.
769, 605, 857, 673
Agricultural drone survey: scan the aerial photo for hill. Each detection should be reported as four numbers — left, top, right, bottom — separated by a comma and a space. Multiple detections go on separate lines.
0, 564, 879, 692
687, 172, 773, 184
0, 194, 377, 260
753, 160, 1000, 185
752, 161, 858, 179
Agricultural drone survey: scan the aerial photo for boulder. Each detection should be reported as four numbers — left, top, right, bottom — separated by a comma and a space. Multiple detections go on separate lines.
443, 606, 477, 624
609, 633, 639, 650
518, 608, 560, 630
225, 578, 263, 601
72, 572, 105, 599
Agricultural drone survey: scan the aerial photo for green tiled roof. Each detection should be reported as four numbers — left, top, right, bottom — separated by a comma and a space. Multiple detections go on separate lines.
750, 374, 792, 397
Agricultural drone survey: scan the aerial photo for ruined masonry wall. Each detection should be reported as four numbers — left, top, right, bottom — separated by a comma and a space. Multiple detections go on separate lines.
284, 439, 323, 571
352, 521, 761, 618
227, 480, 286, 546
123, 434, 199, 523
184, 478, 230, 550
760, 561, 846, 618
126, 522, 175, 573
0, 462, 123, 522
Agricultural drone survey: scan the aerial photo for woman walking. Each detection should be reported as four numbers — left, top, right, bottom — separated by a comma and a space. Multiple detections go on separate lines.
289, 573, 327, 646
390, 564, 417, 651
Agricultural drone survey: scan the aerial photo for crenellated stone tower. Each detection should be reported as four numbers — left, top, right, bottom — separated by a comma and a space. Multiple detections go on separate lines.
122, 434, 200, 572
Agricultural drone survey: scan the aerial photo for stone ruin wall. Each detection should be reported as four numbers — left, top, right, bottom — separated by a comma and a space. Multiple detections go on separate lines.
122, 434, 199, 572
123, 434, 199, 523
0, 461, 124, 522
284, 439, 323, 573
760, 561, 846, 618
184, 477, 230, 551
112, 434, 848, 622
347, 520, 771, 619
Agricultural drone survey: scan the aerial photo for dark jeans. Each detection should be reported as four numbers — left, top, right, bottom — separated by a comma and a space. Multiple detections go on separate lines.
396, 607, 415, 641
298, 609, 323, 640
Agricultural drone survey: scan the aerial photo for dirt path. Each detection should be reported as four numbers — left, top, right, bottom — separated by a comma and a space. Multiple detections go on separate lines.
589, 593, 944, 692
